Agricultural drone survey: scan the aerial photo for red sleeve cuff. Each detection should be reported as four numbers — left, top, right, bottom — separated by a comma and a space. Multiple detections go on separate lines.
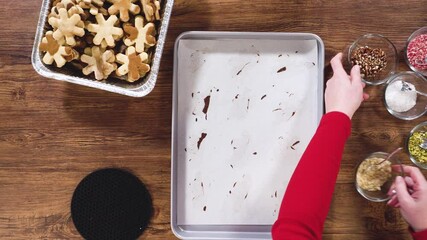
410, 227, 427, 240
320, 111, 352, 138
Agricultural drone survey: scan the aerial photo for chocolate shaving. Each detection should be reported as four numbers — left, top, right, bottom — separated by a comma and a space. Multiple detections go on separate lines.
278, 54, 282, 57
290, 141, 300, 150
277, 66, 287, 73
261, 95, 267, 100
203, 206, 206, 211
197, 133, 207, 149
236, 62, 250, 75
244, 193, 248, 199
202, 96, 210, 120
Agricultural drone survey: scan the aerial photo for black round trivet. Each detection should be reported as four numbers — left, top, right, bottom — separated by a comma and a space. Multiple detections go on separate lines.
71, 168, 153, 240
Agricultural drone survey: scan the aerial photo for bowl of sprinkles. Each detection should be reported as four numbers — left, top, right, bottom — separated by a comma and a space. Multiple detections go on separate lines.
405, 27, 427, 77
384, 71, 427, 120
348, 34, 398, 85
407, 121, 427, 169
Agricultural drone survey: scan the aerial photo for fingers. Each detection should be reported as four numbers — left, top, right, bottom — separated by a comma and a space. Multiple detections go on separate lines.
395, 176, 414, 206
402, 165, 427, 187
330, 53, 347, 77
363, 93, 370, 100
405, 176, 415, 188
350, 65, 362, 84
387, 194, 399, 208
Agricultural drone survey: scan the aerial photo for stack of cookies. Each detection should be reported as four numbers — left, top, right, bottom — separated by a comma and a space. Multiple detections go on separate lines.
39, 0, 161, 82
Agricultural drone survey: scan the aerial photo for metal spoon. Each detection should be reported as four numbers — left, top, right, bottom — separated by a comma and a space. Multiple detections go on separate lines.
419, 139, 427, 150
376, 147, 403, 165
401, 81, 427, 97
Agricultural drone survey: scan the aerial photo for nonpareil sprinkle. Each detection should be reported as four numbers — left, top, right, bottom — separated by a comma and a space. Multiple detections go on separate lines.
407, 34, 427, 70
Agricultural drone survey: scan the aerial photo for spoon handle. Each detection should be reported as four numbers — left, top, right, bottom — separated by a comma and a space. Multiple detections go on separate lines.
377, 147, 403, 165
416, 90, 427, 97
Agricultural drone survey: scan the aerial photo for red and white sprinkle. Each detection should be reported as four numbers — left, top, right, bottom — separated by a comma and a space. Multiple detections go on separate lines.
407, 34, 427, 70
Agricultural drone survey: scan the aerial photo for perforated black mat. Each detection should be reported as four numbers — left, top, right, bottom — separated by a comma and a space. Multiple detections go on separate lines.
71, 168, 153, 240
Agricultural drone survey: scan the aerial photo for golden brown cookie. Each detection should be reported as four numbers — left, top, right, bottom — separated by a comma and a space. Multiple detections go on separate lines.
116, 46, 150, 82
87, 13, 123, 47
48, 8, 85, 46
77, 0, 108, 16
141, 0, 160, 22
123, 15, 156, 53
39, 31, 79, 67
107, 0, 141, 22
81, 46, 116, 80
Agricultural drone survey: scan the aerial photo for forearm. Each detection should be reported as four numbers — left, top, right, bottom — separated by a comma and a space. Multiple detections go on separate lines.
411, 228, 427, 240
272, 112, 351, 239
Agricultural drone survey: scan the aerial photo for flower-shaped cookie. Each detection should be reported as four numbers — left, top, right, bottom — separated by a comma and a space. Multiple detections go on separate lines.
77, 0, 108, 16
116, 46, 150, 82
48, 8, 85, 46
39, 31, 79, 67
123, 16, 156, 53
107, 0, 140, 22
87, 13, 123, 47
141, 0, 160, 22
81, 46, 116, 80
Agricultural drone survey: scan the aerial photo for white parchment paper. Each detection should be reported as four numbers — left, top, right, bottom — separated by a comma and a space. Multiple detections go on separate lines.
176, 39, 320, 225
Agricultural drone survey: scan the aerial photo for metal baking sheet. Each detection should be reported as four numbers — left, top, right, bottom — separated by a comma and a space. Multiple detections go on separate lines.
31, 0, 173, 97
171, 31, 324, 239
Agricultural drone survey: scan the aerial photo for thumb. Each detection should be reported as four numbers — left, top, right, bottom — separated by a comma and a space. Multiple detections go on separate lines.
350, 65, 362, 85
395, 176, 413, 206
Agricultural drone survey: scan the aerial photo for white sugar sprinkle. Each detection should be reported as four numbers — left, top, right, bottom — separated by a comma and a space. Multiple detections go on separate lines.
385, 81, 417, 112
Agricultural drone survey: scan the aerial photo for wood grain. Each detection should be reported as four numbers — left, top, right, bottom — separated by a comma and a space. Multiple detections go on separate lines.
1, 0, 427, 239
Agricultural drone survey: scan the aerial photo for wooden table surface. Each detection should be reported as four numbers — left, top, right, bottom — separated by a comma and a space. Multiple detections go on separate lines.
1, 0, 427, 239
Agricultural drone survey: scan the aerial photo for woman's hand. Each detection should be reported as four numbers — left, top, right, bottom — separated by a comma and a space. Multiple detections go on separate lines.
388, 165, 427, 232
325, 53, 369, 119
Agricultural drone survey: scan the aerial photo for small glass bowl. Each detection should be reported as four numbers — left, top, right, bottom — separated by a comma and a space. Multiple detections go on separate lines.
404, 27, 427, 77
384, 71, 427, 120
407, 121, 427, 169
355, 152, 403, 202
348, 34, 398, 85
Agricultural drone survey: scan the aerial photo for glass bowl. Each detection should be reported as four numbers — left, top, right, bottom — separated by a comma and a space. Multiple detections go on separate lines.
347, 34, 398, 85
355, 152, 403, 202
404, 27, 427, 77
384, 71, 427, 120
407, 121, 427, 169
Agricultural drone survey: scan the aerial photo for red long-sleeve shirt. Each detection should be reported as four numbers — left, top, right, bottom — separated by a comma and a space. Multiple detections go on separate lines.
271, 112, 427, 240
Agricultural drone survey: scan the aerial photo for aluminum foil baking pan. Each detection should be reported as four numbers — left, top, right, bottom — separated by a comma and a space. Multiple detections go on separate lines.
31, 0, 173, 97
